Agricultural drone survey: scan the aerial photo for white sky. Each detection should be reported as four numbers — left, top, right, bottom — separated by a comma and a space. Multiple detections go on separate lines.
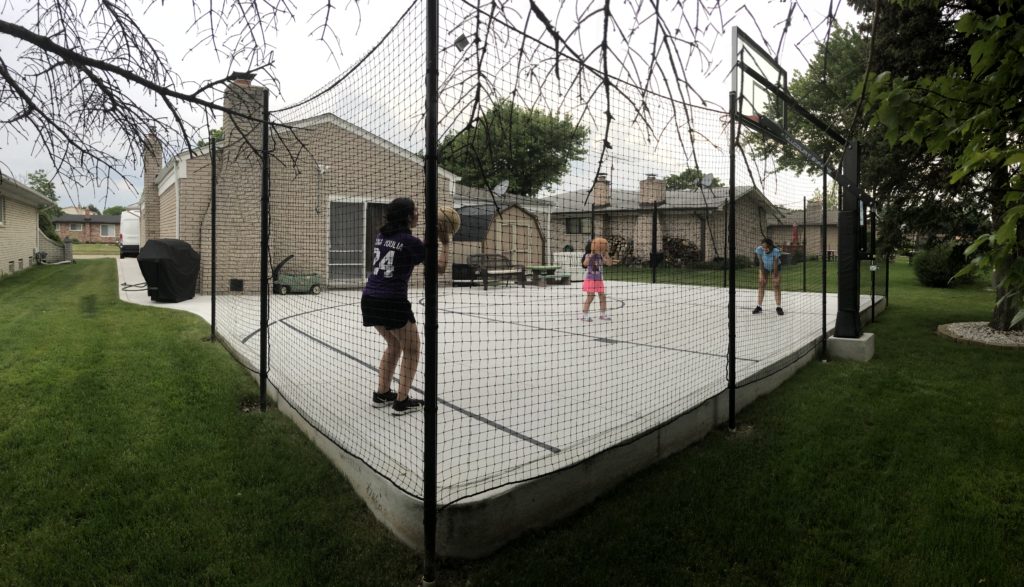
0, 0, 858, 210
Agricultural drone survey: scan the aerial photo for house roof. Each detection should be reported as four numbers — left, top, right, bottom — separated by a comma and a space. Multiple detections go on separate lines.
770, 207, 839, 226
541, 185, 780, 218
454, 184, 554, 208
0, 175, 54, 209
285, 113, 460, 182
158, 113, 461, 184
53, 214, 121, 224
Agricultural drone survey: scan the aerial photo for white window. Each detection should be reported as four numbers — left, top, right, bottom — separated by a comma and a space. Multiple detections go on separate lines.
70, 223, 83, 231
0, 196, 6, 225
100, 224, 115, 237
565, 216, 592, 235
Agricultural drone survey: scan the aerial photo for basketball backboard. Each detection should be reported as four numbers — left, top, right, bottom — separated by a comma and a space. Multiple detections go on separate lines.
731, 27, 787, 127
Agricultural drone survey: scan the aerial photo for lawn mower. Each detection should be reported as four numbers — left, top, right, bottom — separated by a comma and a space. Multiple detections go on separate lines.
272, 255, 322, 295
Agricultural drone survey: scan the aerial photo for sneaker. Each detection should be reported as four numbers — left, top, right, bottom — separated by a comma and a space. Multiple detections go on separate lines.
579, 314, 592, 322
776, 307, 785, 316
599, 315, 612, 321
372, 390, 397, 408
752, 306, 762, 315
392, 397, 425, 416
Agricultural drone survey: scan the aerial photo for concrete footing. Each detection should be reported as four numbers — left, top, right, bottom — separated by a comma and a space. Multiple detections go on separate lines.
827, 332, 875, 362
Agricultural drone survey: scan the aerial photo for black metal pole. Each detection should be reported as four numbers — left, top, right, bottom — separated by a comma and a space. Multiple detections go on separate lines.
821, 170, 828, 356
885, 245, 891, 302
870, 202, 877, 323
259, 89, 270, 412
802, 196, 807, 292
728, 91, 737, 431
651, 204, 658, 284
423, 0, 440, 581
210, 134, 217, 342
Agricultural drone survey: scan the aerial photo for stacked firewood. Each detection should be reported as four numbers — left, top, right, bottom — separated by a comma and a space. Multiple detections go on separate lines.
660, 237, 700, 267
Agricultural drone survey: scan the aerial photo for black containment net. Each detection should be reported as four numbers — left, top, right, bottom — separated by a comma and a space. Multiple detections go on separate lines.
204, 0, 881, 509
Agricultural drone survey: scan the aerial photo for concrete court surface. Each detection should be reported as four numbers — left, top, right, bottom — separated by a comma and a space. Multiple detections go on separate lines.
193, 276, 883, 503
115, 257, 885, 554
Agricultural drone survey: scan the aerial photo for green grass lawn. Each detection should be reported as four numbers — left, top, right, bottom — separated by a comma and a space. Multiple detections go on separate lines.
72, 242, 120, 255
2, 260, 1022, 584
605, 256, 902, 294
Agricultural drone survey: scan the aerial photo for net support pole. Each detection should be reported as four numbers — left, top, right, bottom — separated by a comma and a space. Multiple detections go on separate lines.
802, 197, 807, 292
651, 204, 659, 284
728, 90, 737, 431
836, 140, 863, 338
210, 134, 217, 342
423, 0, 440, 581
870, 202, 877, 323
259, 88, 270, 413
821, 169, 828, 356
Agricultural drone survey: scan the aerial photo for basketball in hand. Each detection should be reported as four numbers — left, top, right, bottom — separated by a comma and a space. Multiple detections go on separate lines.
438, 206, 461, 240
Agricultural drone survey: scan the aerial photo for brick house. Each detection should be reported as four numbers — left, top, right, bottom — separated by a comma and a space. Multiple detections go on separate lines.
768, 204, 839, 260
140, 78, 459, 294
542, 174, 782, 264
0, 175, 59, 277
52, 213, 121, 244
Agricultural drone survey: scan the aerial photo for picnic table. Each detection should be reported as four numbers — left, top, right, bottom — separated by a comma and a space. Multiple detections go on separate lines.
464, 254, 526, 290
526, 264, 570, 286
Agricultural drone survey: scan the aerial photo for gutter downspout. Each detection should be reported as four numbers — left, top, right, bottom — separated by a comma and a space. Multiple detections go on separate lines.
174, 158, 182, 239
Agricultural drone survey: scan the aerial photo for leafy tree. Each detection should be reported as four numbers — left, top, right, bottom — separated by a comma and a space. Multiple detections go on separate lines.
750, 15, 985, 256
439, 100, 588, 197
85, 204, 101, 214
196, 128, 224, 149
26, 169, 61, 240
808, 181, 839, 210
664, 168, 722, 190
863, 1, 1024, 330
103, 205, 126, 216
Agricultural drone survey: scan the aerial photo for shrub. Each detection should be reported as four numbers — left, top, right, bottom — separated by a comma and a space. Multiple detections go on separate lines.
912, 242, 974, 287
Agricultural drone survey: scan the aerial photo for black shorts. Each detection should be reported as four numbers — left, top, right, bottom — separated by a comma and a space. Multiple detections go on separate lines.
361, 296, 416, 330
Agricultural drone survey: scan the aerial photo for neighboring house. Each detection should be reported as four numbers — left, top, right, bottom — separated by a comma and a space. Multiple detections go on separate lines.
768, 204, 838, 260
542, 174, 782, 264
451, 204, 545, 266
453, 184, 554, 264
0, 175, 59, 277
141, 78, 460, 293
52, 213, 121, 244
61, 206, 91, 215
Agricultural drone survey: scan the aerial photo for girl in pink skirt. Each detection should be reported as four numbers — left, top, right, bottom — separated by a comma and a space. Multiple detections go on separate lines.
579, 236, 618, 321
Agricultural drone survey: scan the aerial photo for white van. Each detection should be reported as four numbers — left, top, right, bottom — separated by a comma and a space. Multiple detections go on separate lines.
119, 210, 141, 258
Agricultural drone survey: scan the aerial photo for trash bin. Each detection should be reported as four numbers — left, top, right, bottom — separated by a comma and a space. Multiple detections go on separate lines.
137, 239, 200, 302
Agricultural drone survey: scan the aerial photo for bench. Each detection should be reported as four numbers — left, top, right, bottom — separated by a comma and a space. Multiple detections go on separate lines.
464, 254, 526, 290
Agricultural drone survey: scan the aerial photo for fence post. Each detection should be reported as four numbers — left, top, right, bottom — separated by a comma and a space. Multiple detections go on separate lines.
821, 170, 828, 356
424, 0, 440, 581
210, 133, 217, 342
728, 90, 737, 431
802, 196, 807, 292
259, 88, 270, 413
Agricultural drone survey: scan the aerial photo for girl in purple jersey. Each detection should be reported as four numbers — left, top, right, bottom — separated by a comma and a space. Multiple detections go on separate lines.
579, 236, 618, 321
361, 197, 449, 415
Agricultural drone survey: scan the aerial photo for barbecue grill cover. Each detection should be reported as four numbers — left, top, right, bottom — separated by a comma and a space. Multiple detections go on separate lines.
137, 239, 200, 302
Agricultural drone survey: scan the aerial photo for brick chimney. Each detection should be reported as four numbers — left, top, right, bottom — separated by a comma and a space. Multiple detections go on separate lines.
141, 127, 162, 242
222, 73, 266, 147
593, 173, 610, 208
639, 173, 666, 207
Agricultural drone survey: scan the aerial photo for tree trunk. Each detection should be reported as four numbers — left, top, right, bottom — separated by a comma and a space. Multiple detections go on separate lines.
987, 166, 1022, 331
989, 261, 1022, 331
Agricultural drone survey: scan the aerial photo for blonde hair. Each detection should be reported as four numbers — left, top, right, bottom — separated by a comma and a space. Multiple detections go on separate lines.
591, 237, 609, 254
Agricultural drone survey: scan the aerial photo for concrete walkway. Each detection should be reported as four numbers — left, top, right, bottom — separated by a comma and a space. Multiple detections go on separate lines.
115, 257, 212, 323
